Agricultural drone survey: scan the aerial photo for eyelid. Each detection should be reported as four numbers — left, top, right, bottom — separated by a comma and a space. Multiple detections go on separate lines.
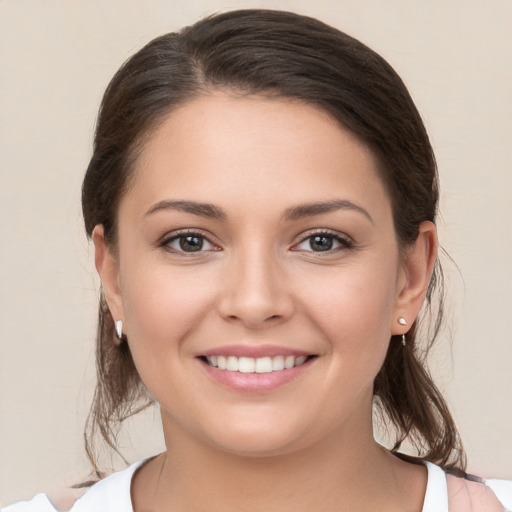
159, 228, 221, 253
157, 228, 353, 254
290, 228, 354, 252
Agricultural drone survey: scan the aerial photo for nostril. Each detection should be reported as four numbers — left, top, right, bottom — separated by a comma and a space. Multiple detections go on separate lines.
217, 288, 294, 328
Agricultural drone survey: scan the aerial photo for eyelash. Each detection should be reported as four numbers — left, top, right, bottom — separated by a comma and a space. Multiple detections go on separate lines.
159, 229, 353, 255
160, 229, 220, 255
291, 229, 354, 254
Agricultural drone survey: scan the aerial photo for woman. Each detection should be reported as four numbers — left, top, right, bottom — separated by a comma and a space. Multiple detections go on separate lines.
4, 9, 511, 512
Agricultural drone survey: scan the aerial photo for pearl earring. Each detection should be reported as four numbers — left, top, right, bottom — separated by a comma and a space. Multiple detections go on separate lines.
397, 317, 407, 346
115, 320, 124, 340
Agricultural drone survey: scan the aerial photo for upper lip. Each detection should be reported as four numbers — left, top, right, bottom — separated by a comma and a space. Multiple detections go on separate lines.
198, 344, 313, 358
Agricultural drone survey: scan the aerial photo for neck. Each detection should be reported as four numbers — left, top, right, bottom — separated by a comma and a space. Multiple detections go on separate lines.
137, 412, 425, 512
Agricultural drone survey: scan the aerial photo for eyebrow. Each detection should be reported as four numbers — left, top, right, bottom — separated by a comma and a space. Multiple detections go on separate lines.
144, 198, 373, 223
145, 200, 227, 220
282, 199, 373, 223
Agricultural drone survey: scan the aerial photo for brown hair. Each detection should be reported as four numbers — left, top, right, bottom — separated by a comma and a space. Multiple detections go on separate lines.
82, 9, 465, 477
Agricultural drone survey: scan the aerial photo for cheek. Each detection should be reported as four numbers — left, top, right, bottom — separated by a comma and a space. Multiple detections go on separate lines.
120, 261, 217, 358
302, 262, 398, 336
297, 258, 399, 383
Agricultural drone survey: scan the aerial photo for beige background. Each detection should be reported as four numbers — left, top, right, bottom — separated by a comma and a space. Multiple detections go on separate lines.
1, 0, 511, 505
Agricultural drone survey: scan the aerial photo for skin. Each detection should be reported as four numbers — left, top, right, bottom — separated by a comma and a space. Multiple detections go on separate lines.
94, 92, 438, 511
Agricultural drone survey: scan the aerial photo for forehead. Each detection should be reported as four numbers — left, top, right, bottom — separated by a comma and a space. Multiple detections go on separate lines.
123, 92, 391, 218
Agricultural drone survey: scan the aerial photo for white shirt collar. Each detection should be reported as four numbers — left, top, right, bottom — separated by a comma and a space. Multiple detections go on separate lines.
421, 461, 449, 512
31, 458, 449, 512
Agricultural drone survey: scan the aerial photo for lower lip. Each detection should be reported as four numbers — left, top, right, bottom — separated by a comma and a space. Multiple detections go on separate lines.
199, 358, 314, 393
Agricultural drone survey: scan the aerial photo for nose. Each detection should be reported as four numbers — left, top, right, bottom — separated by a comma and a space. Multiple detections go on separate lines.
217, 246, 294, 329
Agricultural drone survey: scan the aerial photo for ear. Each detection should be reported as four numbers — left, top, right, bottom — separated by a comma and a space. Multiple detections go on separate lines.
392, 221, 438, 334
92, 225, 125, 324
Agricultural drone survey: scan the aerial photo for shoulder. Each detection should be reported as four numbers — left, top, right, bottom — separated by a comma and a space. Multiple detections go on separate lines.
446, 470, 512, 512
2, 493, 58, 512
423, 462, 512, 512
446, 473, 512, 511
446, 475, 504, 512
1, 490, 87, 512
1, 460, 147, 512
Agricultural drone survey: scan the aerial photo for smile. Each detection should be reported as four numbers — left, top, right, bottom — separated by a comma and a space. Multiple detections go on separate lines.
198, 351, 317, 392
205, 355, 309, 373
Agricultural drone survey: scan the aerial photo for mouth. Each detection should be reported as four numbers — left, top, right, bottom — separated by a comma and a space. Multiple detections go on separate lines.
196, 345, 318, 392
198, 354, 316, 374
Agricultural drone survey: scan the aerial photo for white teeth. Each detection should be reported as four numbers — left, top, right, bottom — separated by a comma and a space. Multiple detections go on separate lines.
284, 355, 295, 369
272, 355, 285, 371
295, 355, 307, 366
205, 354, 309, 373
255, 357, 272, 373
238, 357, 255, 373
226, 356, 238, 371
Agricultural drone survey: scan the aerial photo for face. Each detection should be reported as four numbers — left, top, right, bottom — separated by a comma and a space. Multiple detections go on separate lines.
96, 92, 430, 457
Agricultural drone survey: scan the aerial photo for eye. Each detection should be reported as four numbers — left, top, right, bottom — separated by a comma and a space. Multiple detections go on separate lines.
162, 231, 219, 253
293, 231, 353, 253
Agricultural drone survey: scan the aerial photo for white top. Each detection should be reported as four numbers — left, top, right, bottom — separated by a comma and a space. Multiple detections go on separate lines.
3, 460, 512, 511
